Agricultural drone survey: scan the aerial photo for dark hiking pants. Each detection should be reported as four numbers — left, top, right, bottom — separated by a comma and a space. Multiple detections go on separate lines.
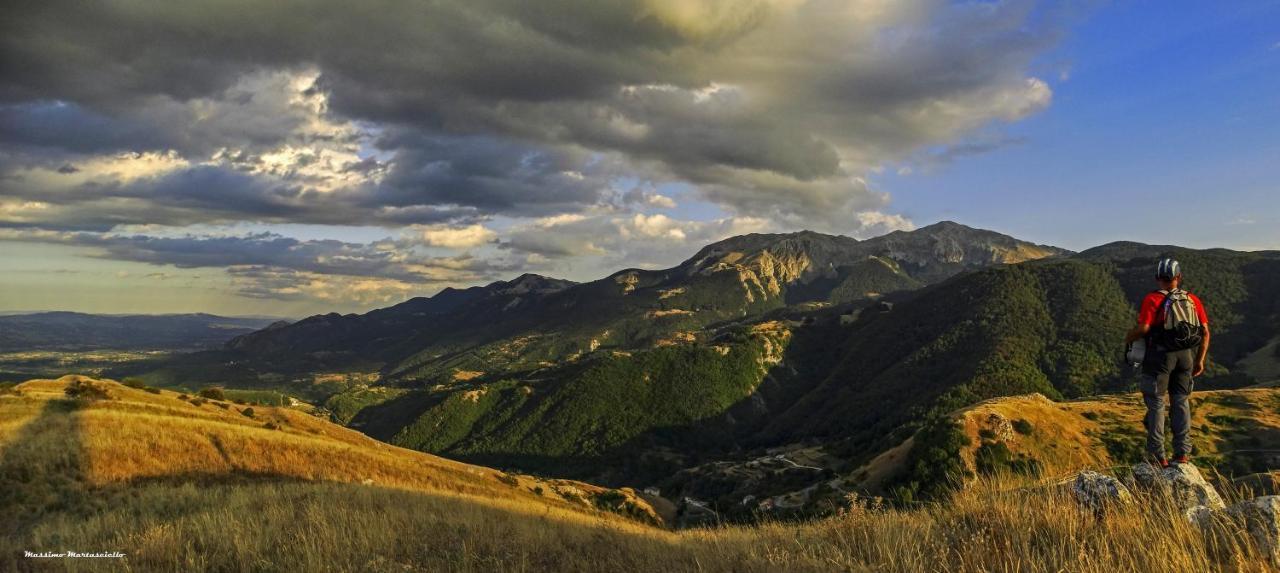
1140, 347, 1196, 460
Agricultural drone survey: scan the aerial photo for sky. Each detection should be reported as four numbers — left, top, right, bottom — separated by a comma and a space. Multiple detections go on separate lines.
1, 0, 1277, 317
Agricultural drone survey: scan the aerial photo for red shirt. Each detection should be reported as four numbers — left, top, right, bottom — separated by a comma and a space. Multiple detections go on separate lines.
1137, 291, 1209, 328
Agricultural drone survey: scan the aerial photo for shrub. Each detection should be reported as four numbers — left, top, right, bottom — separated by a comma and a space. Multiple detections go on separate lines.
1207, 414, 1240, 426
887, 415, 972, 504
178, 394, 189, 400
532, 486, 544, 496
1012, 419, 1034, 435
144, 387, 162, 394
190, 397, 208, 407
497, 473, 520, 487
593, 490, 627, 510
264, 422, 279, 430
553, 487, 586, 505
122, 377, 147, 389
198, 387, 226, 400
975, 442, 1040, 476
0, 382, 18, 396
1082, 411, 1099, 421
234, 399, 247, 405
242, 407, 255, 418
65, 379, 110, 401
214, 402, 229, 409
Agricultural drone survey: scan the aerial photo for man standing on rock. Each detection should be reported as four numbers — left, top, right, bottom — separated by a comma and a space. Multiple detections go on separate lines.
1124, 258, 1211, 467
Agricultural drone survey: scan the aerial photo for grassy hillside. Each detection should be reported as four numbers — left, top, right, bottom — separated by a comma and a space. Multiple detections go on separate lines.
663, 385, 1280, 521
2, 376, 1274, 572
876, 387, 1280, 503
0, 376, 665, 559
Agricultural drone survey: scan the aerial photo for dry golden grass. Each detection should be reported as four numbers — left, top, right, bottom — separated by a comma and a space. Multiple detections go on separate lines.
856, 388, 1280, 491
2, 376, 1276, 572
5, 469, 1274, 572
1, 377, 659, 527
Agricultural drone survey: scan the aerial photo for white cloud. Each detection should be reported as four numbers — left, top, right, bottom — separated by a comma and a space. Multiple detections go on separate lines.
621, 214, 688, 240
854, 211, 916, 237
532, 213, 591, 228
645, 194, 678, 209
413, 223, 498, 249
227, 267, 422, 306
502, 208, 781, 268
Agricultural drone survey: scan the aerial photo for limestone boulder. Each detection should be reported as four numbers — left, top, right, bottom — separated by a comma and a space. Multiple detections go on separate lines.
1071, 471, 1133, 514
1163, 463, 1226, 512
1129, 462, 1225, 516
1225, 496, 1280, 566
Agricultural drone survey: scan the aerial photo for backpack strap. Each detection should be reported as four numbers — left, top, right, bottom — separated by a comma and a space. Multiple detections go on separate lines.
1155, 289, 1174, 325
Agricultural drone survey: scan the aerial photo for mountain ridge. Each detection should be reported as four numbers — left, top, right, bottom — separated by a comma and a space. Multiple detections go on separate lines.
223, 221, 1066, 367
110, 223, 1280, 516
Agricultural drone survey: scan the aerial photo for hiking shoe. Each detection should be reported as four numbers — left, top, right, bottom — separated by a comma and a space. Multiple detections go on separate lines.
1151, 459, 1169, 468
1173, 455, 1190, 465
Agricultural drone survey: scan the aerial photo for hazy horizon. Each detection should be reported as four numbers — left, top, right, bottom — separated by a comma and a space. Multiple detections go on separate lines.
6, 219, 1276, 317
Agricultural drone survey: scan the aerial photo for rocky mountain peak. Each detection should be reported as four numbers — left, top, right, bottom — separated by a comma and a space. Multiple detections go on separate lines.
858, 221, 1071, 278
680, 231, 860, 276
678, 222, 1067, 290
487, 273, 576, 295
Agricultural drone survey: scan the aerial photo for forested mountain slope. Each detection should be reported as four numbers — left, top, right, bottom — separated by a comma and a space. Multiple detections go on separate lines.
114, 227, 1280, 513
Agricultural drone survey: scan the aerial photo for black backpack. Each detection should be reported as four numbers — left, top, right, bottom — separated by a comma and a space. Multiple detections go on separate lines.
1150, 289, 1204, 351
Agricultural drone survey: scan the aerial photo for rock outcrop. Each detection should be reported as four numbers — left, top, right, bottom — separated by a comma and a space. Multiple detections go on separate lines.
1163, 463, 1227, 512
1224, 496, 1280, 566
981, 412, 1015, 443
1126, 464, 1279, 564
1128, 463, 1225, 523
1071, 471, 1133, 514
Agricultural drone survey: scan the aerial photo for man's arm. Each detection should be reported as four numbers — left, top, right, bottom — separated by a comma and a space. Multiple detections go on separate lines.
1124, 321, 1150, 345
1127, 293, 1157, 346
1194, 325, 1210, 377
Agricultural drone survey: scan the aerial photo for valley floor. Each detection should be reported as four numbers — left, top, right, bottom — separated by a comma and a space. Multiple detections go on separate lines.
2, 377, 1276, 572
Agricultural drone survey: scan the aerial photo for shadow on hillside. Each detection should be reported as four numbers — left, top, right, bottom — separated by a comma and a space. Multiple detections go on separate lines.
0, 396, 87, 537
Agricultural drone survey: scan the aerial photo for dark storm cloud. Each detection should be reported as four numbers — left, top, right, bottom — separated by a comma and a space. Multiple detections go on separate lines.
0, 0, 1066, 232
0, 72, 329, 158
0, 102, 169, 154
370, 132, 624, 217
